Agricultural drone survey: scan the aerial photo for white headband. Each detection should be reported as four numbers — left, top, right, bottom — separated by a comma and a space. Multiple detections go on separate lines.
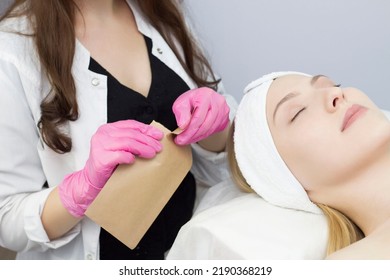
234, 71, 322, 214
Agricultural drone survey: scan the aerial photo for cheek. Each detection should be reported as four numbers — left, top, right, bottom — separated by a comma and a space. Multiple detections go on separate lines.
275, 125, 339, 189
277, 116, 390, 189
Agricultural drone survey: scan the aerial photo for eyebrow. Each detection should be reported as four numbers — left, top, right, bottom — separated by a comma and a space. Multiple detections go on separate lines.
272, 74, 325, 122
310, 74, 325, 86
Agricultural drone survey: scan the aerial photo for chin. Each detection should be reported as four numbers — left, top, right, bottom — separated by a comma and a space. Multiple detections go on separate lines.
348, 115, 390, 164
364, 109, 390, 139
364, 120, 390, 155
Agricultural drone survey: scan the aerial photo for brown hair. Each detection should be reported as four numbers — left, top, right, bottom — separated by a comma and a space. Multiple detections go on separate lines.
1, 0, 219, 153
226, 122, 363, 255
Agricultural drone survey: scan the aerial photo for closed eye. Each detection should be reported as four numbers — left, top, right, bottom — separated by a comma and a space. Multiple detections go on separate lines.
291, 107, 306, 122
290, 84, 339, 122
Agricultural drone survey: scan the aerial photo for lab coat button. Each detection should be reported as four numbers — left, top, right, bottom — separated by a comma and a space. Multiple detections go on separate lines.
91, 78, 100, 86
157, 48, 163, 54
86, 253, 94, 260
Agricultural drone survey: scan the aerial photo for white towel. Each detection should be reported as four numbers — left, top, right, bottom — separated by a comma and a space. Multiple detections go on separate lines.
234, 71, 322, 214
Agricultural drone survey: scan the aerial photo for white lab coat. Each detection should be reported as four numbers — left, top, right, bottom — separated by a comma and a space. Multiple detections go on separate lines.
0, 0, 237, 259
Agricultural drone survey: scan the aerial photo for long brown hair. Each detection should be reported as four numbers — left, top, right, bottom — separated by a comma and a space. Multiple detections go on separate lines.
1, 0, 219, 153
226, 122, 363, 256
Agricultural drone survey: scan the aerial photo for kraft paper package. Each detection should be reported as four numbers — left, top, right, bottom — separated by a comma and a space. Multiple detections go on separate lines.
86, 121, 192, 249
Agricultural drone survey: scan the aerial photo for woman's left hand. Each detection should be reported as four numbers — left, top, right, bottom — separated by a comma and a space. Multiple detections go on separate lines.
172, 87, 230, 145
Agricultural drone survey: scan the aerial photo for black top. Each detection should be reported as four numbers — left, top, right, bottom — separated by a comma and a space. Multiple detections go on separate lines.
88, 35, 195, 260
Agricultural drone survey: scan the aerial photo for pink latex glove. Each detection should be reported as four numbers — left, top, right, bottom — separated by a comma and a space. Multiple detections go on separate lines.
58, 120, 164, 217
172, 87, 230, 145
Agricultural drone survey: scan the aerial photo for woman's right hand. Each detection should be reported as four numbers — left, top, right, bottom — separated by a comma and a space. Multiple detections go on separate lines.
58, 120, 164, 217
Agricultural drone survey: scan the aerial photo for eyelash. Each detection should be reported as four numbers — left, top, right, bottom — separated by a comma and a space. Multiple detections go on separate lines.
290, 83, 341, 122
291, 107, 306, 122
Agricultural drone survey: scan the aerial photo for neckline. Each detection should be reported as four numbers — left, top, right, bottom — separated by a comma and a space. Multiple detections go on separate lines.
87, 35, 154, 99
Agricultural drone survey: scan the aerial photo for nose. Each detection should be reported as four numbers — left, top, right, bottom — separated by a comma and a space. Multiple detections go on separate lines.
324, 87, 345, 112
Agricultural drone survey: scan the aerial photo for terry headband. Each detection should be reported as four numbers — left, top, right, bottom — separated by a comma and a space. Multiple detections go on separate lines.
234, 71, 322, 214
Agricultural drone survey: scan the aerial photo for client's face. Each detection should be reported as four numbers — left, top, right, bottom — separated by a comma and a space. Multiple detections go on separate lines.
266, 74, 390, 201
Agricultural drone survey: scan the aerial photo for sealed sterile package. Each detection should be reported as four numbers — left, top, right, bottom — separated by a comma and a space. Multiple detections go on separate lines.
86, 121, 192, 249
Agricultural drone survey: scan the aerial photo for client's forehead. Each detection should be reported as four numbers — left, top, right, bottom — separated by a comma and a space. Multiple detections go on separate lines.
268, 74, 308, 99
266, 74, 312, 119
272, 74, 309, 88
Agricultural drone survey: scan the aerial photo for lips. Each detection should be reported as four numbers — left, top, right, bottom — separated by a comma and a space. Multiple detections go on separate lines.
341, 104, 368, 132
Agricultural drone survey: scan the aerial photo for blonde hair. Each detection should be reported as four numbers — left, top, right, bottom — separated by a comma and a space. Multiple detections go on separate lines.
316, 204, 363, 255
226, 123, 363, 256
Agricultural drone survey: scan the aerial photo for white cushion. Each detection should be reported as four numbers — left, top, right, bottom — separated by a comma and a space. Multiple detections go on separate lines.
167, 179, 328, 259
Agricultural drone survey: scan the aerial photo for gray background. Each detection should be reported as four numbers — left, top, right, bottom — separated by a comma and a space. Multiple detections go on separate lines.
1, 0, 389, 109
185, 0, 390, 109
0, 0, 10, 14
